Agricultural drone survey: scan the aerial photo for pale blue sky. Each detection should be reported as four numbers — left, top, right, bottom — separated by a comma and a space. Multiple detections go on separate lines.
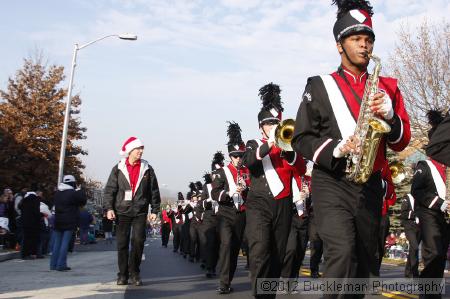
0, 0, 448, 195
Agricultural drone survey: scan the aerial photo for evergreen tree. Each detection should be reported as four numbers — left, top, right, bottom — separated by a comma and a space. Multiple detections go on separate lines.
0, 56, 86, 192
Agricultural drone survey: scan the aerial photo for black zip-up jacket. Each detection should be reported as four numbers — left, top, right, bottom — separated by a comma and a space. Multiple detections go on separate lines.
104, 158, 161, 217
411, 161, 445, 213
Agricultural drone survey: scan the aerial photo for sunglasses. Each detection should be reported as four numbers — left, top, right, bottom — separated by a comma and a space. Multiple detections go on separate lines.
230, 154, 243, 159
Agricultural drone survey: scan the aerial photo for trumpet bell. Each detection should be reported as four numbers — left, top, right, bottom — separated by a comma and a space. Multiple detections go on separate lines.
275, 118, 295, 152
390, 161, 406, 185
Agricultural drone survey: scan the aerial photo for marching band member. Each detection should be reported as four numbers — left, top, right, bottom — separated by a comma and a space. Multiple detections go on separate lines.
243, 83, 305, 298
161, 206, 172, 248
376, 162, 397, 275
212, 122, 250, 294
280, 162, 308, 283
188, 182, 202, 263
172, 192, 185, 253
426, 111, 450, 166
199, 171, 219, 278
412, 110, 449, 298
292, 0, 410, 295
400, 194, 421, 278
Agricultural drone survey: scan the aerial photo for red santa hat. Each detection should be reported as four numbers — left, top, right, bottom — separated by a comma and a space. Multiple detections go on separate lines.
119, 137, 144, 156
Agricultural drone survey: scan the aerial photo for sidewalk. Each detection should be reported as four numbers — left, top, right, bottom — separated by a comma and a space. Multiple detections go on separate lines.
0, 240, 123, 299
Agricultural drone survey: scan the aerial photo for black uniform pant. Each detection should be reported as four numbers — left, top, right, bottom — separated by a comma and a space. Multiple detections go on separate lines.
22, 227, 39, 258
376, 214, 390, 275
217, 207, 246, 288
199, 211, 219, 271
312, 170, 383, 299
172, 222, 182, 252
246, 195, 292, 298
116, 214, 146, 278
281, 214, 309, 278
181, 221, 190, 256
402, 220, 421, 278
418, 209, 449, 299
161, 222, 171, 246
189, 220, 201, 260
308, 211, 323, 274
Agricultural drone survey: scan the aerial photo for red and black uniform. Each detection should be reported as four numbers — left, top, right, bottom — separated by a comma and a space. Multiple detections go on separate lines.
171, 205, 184, 253
211, 163, 250, 289
281, 164, 309, 280
377, 162, 397, 275
161, 209, 172, 247
400, 194, 421, 278
292, 67, 410, 281
243, 138, 304, 297
199, 180, 219, 277
412, 159, 449, 288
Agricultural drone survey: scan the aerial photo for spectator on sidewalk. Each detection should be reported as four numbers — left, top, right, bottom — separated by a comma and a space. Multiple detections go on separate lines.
19, 191, 41, 259
79, 206, 93, 245
13, 188, 27, 250
50, 175, 87, 271
3, 188, 16, 249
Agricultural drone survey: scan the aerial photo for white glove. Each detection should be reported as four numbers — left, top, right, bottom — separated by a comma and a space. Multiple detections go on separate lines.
268, 126, 277, 144
378, 92, 394, 120
333, 138, 348, 158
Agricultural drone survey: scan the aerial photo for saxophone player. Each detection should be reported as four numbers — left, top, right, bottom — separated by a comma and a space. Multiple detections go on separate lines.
211, 122, 250, 294
292, 0, 410, 295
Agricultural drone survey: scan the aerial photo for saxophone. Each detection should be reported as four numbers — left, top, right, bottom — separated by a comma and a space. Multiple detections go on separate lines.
346, 54, 392, 184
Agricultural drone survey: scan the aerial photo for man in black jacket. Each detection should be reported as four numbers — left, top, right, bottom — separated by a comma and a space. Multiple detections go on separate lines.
104, 137, 161, 286
400, 194, 421, 278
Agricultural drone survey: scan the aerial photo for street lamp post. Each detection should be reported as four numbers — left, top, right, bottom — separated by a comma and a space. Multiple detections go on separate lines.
57, 33, 137, 185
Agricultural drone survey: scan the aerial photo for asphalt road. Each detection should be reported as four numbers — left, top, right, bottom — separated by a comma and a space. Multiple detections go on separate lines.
0, 237, 448, 299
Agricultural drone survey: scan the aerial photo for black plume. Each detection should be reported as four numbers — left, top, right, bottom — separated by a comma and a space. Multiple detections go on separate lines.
427, 109, 445, 128
177, 192, 184, 201
332, 0, 373, 19
203, 172, 212, 184
212, 151, 225, 168
189, 182, 196, 192
258, 83, 283, 112
227, 121, 243, 146
195, 181, 203, 191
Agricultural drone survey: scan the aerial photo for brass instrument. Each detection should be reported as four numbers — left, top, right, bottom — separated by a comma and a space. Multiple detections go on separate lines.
390, 161, 406, 185
346, 54, 391, 184
275, 118, 295, 151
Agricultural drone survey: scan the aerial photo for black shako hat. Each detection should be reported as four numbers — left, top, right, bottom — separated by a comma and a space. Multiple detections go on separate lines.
203, 172, 212, 184
211, 151, 225, 171
427, 109, 445, 139
257, 83, 283, 126
227, 121, 245, 155
332, 0, 375, 42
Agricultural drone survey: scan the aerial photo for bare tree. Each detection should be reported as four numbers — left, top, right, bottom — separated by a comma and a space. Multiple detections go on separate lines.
387, 20, 450, 149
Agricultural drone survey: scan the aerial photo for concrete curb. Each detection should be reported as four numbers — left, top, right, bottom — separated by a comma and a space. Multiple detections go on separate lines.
0, 251, 21, 262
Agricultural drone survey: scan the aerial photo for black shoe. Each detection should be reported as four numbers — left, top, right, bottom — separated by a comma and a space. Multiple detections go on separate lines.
311, 271, 320, 278
216, 286, 233, 294
173, 249, 178, 253
130, 275, 143, 286
189, 257, 195, 263
200, 263, 206, 269
57, 266, 71, 271
117, 276, 128, 285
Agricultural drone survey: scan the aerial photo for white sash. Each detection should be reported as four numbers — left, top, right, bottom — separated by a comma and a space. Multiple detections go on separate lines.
224, 166, 242, 209
292, 177, 304, 216
255, 140, 284, 197
206, 184, 213, 202
320, 75, 356, 139
426, 160, 446, 199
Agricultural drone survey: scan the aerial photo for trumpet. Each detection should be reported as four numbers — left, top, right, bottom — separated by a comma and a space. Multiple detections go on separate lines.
275, 118, 295, 151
